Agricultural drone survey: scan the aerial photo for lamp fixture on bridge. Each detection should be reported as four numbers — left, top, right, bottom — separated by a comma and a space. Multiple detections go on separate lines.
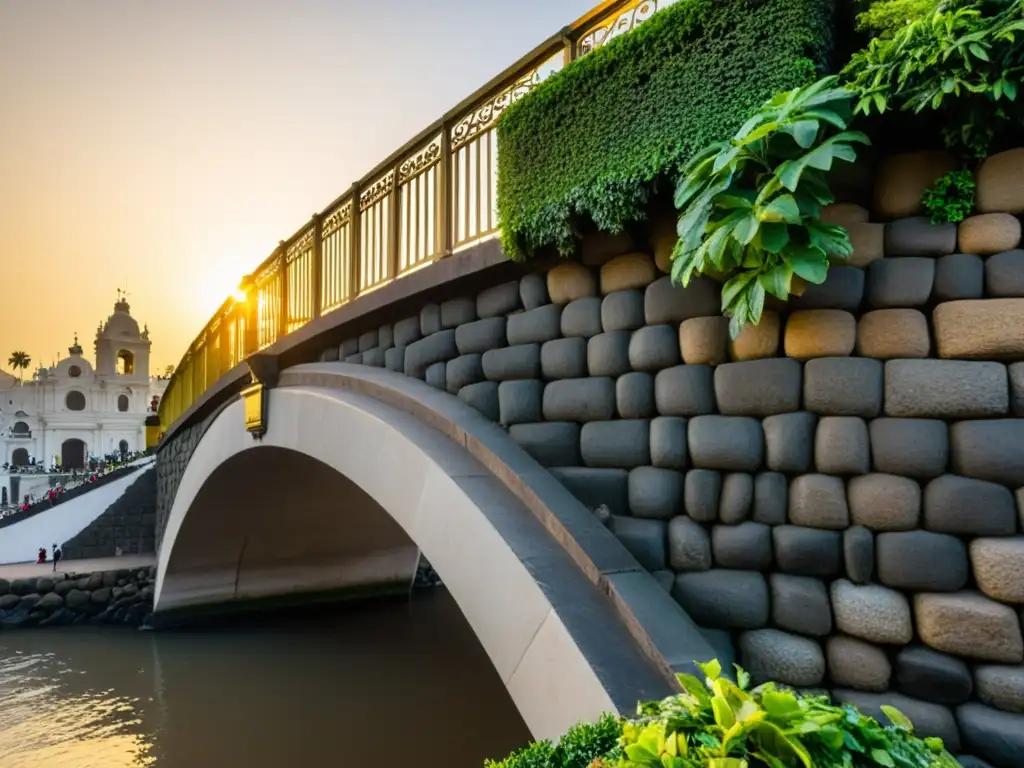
241, 353, 279, 440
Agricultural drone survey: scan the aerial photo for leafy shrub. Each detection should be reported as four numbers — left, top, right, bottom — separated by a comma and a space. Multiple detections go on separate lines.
496, 0, 836, 261
855, 0, 942, 35
671, 77, 869, 338
921, 169, 976, 222
842, 0, 1024, 157
487, 661, 962, 768
485, 714, 620, 768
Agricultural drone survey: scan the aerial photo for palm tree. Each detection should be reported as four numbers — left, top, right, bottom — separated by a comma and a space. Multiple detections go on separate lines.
8, 351, 31, 383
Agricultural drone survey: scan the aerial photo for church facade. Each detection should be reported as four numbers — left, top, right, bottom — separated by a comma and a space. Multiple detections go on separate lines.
0, 296, 169, 470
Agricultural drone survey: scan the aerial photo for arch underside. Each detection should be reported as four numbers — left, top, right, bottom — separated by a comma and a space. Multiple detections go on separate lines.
156, 382, 677, 740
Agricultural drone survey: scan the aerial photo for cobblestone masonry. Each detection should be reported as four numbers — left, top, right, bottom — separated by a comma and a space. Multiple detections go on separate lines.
160, 148, 1024, 767
60, 469, 156, 560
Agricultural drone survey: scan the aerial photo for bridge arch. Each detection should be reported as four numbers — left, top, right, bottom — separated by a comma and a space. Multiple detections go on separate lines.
156, 371, 704, 739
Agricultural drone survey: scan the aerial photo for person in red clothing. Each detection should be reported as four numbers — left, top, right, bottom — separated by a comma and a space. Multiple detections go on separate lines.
37, 547, 46, 564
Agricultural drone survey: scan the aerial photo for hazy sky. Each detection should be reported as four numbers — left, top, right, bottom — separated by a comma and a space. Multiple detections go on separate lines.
0, 0, 595, 374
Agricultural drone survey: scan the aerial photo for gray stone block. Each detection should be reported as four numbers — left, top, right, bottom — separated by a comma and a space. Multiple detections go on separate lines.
543, 378, 615, 422
867, 257, 936, 308
394, 316, 421, 347
869, 417, 949, 479
645, 275, 720, 325
668, 516, 712, 571
617, 372, 654, 419
770, 574, 832, 637
834, 691, 960, 753
476, 281, 520, 318
934, 253, 984, 301
773, 526, 843, 578
719, 473, 753, 524
549, 467, 629, 517
340, 337, 359, 356
957, 702, 1024, 768
923, 475, 1017, 536
508, 422, 581, 467
358, 330, 378, 353
650, 416, 688, 470
831, 579, 913, 645
482, 344, 541, 381
608, 516, 666, 572
886, 360, 1009, 418
974, 665, 1024, 714
877, 531, 969, 592
740, 629, 825, 687
345, 352, 363, 364
672, 569, 770, 630
540, 337, 587, 380
420, 303, 441, 336
844, 526, 874, 584
319, 346, 339, 362
712, 521, 771, 570
951, 419, 1024, 488
456, 317, 507, 355
763, 412, 817, 473
654, 365, 716, 416
688, 416, 763, 471
886, 216, 957, 256
629, 466, 684, 519
955, 756, 995, 768
791, 266, 865, 311
457, 381, 499, 422
804, 357, 883, 417
1011, 362, 1024, 417
815, 416, 870, 475
827, 636, 891, 692
498, 380, 543, 426
753, 472, 788, 525
685, 469, 721, 523
560, 296, 602, 338
425, 362, 446, 390
520, 273, 548, 310
361, 347, 385, 368
629, 325, 681, 372
385, 345, 406, 373
404, 329, 457, 379
446, 354, 484, 395
507, 304, 562, 345
896, 646, 973, 706
587, 331, 632, 377
714, 359, 802, 417
789, 474, 850, 529
601, 290, 645, 332
377, 324, 394, 351
581, 420, 650, 469
986, 249, 1024, 297
848, 473, 922, 531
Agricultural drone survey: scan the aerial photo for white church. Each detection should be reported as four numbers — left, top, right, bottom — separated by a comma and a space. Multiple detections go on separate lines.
0, 295, 169, 470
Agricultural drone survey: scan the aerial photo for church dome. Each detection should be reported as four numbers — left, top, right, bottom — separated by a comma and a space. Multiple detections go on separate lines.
0, 370, 17, 390
53, 335, 94, 379
99, 296, 141, 340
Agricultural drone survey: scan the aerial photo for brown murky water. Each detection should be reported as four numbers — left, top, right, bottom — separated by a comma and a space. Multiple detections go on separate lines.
0, 589, 531, 767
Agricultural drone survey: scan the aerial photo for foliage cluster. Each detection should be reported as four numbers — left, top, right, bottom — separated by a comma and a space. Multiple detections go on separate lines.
671, 78, 868, 338
921, 169, 977, 221
495, 0, 835, 261
487, 661, 962, 768
484, 714, 620, 768
855, 0, 943, 35
843, 0, 1024, 157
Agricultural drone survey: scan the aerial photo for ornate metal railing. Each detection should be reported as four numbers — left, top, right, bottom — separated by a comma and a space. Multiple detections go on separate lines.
158, 0, 680, 436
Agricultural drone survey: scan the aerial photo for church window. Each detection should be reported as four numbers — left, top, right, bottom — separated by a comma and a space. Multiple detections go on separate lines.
118, 439, 129, 455
68, 365, 81, 377
117, 394, 130, 412
65, 391, 86, 411
117, 350, 135, 375
12, 421, 29, 435
11, 448, 28, 467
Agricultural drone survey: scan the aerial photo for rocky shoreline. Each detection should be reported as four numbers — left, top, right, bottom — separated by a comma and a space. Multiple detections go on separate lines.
0, 567, 156, 629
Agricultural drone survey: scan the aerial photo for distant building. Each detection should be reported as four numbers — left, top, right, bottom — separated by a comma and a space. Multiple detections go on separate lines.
0, 295, 169, 469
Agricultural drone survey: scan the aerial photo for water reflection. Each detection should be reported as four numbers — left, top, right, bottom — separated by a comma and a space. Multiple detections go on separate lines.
0, 590, 530, 767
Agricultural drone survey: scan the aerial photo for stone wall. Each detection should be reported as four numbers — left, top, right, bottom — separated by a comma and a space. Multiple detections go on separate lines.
61, 468, 156, 560
304, 147, 1024, 768
155, 411, 217, 550
0, 464, 142, 530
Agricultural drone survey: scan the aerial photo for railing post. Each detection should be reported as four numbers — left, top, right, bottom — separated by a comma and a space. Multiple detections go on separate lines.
220, 316, 231, 374
349, 183, 361, 296
277, 242, 288, 339
438, 123, 452, 258
311, 213, 323, 320
388, 167, 400, 279
244, 294, 258, 357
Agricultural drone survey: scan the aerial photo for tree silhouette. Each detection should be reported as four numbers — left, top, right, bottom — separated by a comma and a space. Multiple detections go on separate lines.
7, 351, 31, 383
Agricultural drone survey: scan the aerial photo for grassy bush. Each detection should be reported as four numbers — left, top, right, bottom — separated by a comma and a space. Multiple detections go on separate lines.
496, 0, 836, 261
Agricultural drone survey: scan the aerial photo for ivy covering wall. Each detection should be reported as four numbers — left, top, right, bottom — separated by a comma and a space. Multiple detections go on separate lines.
496, 0, 837, 261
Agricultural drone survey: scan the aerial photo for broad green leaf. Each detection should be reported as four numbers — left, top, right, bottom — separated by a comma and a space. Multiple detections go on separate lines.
801, 108, 848, 129
786, 246, 829, 284
775, 159, 806, 192
698, 659, 722, 683
625, 744, 659, 765
761, 690, 801, 720
880, 705, 914, 733
761, 194, 801, 224
759, 265, 793, 300
675, 673, 712, 705
871, 749, 896, 768
969, 42, 990, 60
733, 213, 759, 246
819, 725, 845, 750
715, 191, 756, 210
758, 222, 790, 253
712, 696, 736, 730
713, 146, 741, 174
734, 664, 751, 691
748, 281, 766, 324
808, 222, 853, 259
721, 272, 757, 311
781, 119, 819, 149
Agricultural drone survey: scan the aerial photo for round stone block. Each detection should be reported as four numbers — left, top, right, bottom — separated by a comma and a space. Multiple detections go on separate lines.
543, 378, 616, 423
773, 525, 843, 579
934, 299, 1024, 360
319, 346, 339, 362
608, 516, 666, 572
601, 289, 645, 332
831, 579, 913, 645
650, 416, 688, 470
648, 213, 676, 273
616, 372, 655, 419
934, 252, 985, 301
668, 516, 712, 571
915, 592, 1023, 663
833, 691, 961, 753
547, 262, 597, 305
985, 249, 1024, 298
739, 629, 825, 687
600, 253, 656, 294
792, 266, 865, 312
975, 665, 1024, 714
685, 469, 721, 523
719, 473, 753, 524
688, 415, 763, 472
884, 359, 1009, 419
729, 311, 780, 361
976, 147, 1024, 214
629, 325, 681, 372
581, 420, 651, 469
644, 275, 720, 325
456, 317, 507, 356
896, 646, 973, 706
848, 473, 921, 531
753, 472, 788, 526
587, 331, 631, 377
959, 214, 1022, 255
789, 474, 849, 530
970, 537, 1024, 604
803, 357, 883, 416
425, 361, 447, 390
714, 358, 802, 417
558, 297, 602, 340
819, 202, 870, 227
876, 531, 969, 592
671, 569, 769, 630
679, 316, 729, 365
476, 280, 520, 319
582, 231, 633, 267
769, 573, 832, 637
540, 337, 587, 380
923, 475, 1017, 536
867, 257, 936, 308
508, 304, 562, 346
827, 636, 891, 692
950, 418, 1024, 488
654, 365, 715, 417
873, 150, 957, 219
482, 344, 541, 381
508, 422, 580, 467
814, 416, 870, 475
440, 297, 476, 329
957, 702, 1024, 768
763, 411, 816, 473
869, 418, 949, 479
498, 379, 543, 426
712, 521, 771, 570
856, 309, 931, 359
520, 273, 549, 310
550, 467, 628, 517
784, 310, 856, 360
628, 466, 684, 519
846, 222, 886, 268
885, 216, 957, 256
844, 525, 875, 585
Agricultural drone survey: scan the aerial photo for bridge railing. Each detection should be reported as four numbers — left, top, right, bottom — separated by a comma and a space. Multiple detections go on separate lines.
159, 0, 681, 436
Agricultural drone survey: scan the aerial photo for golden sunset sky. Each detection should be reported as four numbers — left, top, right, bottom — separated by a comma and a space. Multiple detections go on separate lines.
0, 0, 594, 375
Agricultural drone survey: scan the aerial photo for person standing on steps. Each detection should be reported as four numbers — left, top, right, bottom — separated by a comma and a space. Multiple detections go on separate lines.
52, 543, 62, 572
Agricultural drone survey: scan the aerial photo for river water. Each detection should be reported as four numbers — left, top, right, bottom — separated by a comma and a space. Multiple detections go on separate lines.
0, 589, 531, 767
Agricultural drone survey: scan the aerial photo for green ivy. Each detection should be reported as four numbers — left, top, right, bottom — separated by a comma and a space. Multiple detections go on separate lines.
496, 0, 836, 262
485, 715, 621, 768
921, 169, 977, 222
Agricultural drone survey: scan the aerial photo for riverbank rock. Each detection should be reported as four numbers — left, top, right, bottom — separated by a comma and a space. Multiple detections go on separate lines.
36, 592, 63, 612
65, 589, 90, 610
